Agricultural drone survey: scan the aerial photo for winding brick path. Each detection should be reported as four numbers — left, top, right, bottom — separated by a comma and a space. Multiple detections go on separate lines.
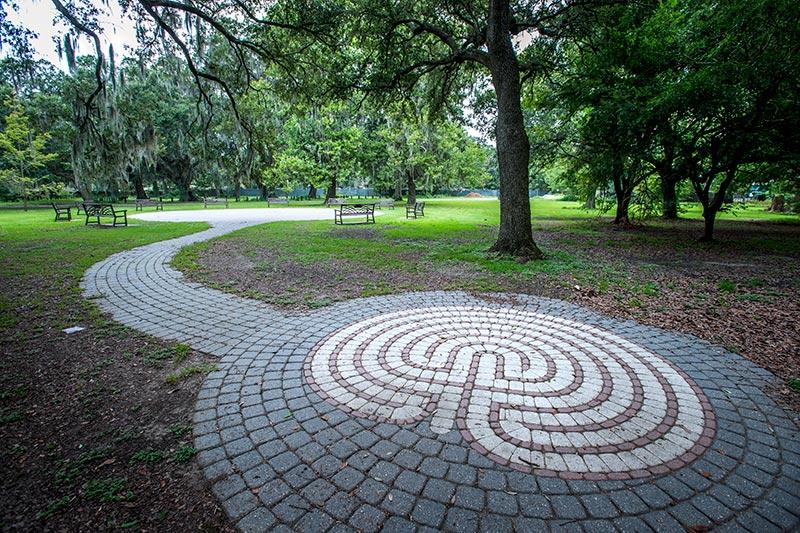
82, 209, 800, 532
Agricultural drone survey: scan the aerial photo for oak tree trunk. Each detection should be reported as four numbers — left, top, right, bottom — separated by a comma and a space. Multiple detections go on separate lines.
485, 0, 542, 259
308, 184, 317, 200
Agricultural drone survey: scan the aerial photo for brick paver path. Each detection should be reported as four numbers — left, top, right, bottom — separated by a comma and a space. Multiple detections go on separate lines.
82, 210, 800, 532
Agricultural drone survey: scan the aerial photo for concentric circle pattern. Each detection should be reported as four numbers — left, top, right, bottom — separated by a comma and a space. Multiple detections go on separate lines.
305, 306, 716, 479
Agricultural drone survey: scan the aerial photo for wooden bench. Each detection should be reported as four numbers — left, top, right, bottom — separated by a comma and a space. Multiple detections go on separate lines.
406, 201, 425, 219
82, 203, 128, 227
267, 197, 289, 207
377, 199, 395, 210
326, 198, 345, 207
51, 202, 74, 221
203, 197, 229, 208
135, 198, 164, 211
334, 203, 376, 225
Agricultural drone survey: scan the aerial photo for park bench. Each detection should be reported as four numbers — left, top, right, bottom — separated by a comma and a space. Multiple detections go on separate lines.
51, 202, 73, 221
334, 203, 376, 225
135, 198, 164, 211
203, 197, 229, 208
326, 198, 345, 207
267, 197, 289, 207
376, 199, 395, 210
406, 201, 425, 219
82, 203, 128, 227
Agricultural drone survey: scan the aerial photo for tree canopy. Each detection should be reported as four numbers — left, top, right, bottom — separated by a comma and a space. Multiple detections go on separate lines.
0, 0, 797, 246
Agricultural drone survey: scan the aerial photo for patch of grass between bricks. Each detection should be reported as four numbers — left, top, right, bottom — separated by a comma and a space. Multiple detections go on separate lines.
165, 363, 218, 386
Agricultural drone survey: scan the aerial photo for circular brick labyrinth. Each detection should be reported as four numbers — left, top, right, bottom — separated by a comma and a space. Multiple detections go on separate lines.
304, 306, 715, 480
82, 211, 800, 532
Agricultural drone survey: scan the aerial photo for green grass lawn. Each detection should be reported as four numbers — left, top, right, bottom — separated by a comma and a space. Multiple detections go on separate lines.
0, 210, 209, 335
0, 209, 207, 274
173, 197, 800, 298
2, 195, 797, 221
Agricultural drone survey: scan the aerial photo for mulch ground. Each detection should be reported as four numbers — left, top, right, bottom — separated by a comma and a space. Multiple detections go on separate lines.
0, 274, 233, 531
186, 217, 800, 416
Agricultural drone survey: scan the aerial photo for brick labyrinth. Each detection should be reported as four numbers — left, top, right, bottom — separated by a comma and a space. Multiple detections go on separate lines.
82, 210, 800, 532
305, 306, 716, 480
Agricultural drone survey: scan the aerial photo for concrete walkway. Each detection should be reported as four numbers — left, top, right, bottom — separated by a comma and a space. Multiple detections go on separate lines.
81, 209, 800, 532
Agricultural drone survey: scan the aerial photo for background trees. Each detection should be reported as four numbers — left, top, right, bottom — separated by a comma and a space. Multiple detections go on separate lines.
530, 0, 800, 240
0, 54, 494, 204
0, 0, 797, 247
0, 96, 57, 208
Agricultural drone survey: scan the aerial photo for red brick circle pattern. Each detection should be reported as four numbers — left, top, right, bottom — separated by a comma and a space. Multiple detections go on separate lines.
303, 306, 716, 480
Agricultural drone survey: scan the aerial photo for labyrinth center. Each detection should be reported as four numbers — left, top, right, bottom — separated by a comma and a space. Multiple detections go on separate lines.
304, 305, 716, 480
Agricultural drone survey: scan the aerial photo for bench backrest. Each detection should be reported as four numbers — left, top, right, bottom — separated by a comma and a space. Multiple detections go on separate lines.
136, 198, 160, 205
268, 197, 288, 204
414, 202, 425, 210
339, 204, 374, 215
52, 203, 71, 211
84, 203, 115, 216
378, 200, 395, 207
327, 198, 345, 205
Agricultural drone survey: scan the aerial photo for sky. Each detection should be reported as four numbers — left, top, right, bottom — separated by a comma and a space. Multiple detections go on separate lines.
5, 0, 137, 68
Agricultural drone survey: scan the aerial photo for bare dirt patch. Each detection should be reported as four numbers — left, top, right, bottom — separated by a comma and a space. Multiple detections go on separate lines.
0, 274, 232, 532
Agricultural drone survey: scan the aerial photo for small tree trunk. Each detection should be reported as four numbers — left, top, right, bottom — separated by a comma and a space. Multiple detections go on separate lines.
614, 192, 632, 225
485, 0, 542, 259
133, 173, 147, 199
611, 162, 631, 225
768, 195, 785, 212
696, 165, 737, 242
661, 177, 679, 220
77, 182, 92, 201
700, 208, 717, 242
308, 184, 317, 199
582, 188, 596, 209
393, 177, 403, 201
406, 169, 417, 205
325, 176, 337, 201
